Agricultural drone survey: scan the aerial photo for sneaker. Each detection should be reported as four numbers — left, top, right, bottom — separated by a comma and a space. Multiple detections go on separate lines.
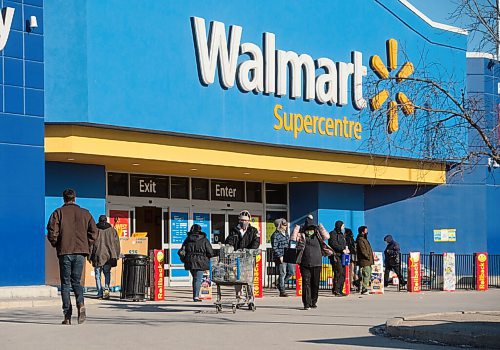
193, 298, 202, 302
361, 288, 369, 295
335, 292, 347, 297
311, 304, 317, 309
279, 292, 288, 297
303, 306, 310, 310
103, 289, 110, 300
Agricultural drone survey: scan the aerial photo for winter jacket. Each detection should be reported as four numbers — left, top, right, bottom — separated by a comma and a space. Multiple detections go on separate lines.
384, 235, 401, 266
225, 225, 260, 250
182, 232, 214, 271
356, 233, 374, 267
90, 223, 121, 268
270, 229, 289, 260
290, 223, 330, 267
47, 203, 98, 256
328, 230, 347, 256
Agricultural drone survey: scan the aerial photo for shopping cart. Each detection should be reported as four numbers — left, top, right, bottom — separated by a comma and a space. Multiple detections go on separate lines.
211, 246, 260, 313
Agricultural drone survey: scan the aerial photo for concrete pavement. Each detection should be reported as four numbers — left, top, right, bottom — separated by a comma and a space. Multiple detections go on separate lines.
0, 287, 499, 350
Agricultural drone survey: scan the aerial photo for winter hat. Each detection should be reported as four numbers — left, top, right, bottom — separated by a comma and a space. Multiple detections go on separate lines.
334, 220, 344, 232
238, 210, 251, 221
190, 224, 202, 234
303, 214, 316, 230
98, 215, 108, 223
384, 235, 393, 243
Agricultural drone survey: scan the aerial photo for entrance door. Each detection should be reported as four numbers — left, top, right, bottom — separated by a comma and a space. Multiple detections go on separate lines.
135, 206, 162, 253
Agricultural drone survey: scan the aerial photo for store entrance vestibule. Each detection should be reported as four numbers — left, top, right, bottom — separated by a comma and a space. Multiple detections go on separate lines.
135, 206, 162, 252
210, 212, 240, 244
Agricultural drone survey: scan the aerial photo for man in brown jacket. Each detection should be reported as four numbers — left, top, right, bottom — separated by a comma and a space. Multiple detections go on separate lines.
356, 226, 374, 295
47, 188, 98, 325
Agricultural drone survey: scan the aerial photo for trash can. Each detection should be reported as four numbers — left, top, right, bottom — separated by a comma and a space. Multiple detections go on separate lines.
120, 254, 149, 301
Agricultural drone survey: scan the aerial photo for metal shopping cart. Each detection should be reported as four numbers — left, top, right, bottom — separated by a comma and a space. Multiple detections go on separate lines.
211, 246, 260, 313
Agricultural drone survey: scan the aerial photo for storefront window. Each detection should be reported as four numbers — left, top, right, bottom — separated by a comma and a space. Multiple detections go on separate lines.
107, 172, 129, 196
171, 177, 189, 199
191, 178, 209, 200
246, 182, 262, 203
265, 183, 287, 205
265, 210, 288, 243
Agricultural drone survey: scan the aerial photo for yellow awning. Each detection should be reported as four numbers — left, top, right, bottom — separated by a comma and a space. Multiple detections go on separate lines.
45, 125, 445, 185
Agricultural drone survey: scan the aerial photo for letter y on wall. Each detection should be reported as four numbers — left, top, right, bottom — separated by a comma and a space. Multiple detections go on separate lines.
0, 7, 14, 51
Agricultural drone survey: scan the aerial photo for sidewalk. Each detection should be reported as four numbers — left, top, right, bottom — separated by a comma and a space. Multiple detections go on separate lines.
0, 287, 499, 349
386, 311, 500, 349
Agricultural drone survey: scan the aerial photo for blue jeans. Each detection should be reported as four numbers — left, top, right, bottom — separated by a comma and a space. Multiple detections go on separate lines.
190, 270, 204, 300
95, 264, 112, 297
276, 259, 294, 292
58, 254, 85, 316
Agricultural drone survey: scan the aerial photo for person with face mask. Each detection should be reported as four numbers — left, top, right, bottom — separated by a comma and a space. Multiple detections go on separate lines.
328, 220, 350, 296
225, 210, 260, 250
290, 215, 330, 310
225, 210, 260, 300
356, 226, 374, 295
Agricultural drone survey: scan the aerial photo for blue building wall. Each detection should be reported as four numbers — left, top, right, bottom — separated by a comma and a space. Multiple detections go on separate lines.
45, 162, 106, 226
44, 0, 467, 160
289, 182, 365, 234
0, 0, 44, 286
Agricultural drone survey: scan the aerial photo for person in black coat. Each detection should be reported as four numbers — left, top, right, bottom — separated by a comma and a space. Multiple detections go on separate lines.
383, 235, 406, 287
225, 210, 260, 299
180, 224, 214, 301
328, 220, 349, 296
290, 215, 330, 310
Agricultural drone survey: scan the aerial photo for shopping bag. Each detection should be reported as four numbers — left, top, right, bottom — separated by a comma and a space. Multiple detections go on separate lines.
283, 247, 302, 264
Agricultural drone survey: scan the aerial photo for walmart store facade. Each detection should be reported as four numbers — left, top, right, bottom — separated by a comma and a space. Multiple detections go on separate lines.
1, 0, 499, 286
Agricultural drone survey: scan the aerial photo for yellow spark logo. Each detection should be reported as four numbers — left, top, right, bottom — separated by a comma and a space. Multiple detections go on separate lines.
369, 39, 414, 134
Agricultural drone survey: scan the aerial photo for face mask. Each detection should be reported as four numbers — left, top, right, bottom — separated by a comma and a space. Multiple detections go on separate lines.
239, 221, 249, 230
341, 227, 345, 234
305, 229, 315, 237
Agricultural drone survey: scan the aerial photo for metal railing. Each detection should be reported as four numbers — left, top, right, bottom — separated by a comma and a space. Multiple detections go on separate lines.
264, 249, 500, 292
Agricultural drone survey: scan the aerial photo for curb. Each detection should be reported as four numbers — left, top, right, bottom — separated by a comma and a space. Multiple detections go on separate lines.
386, 311, 500, 349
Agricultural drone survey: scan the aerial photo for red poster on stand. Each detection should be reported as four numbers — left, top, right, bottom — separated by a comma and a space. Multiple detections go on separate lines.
408, 252, 421, 293
475, 253, 488, 291
251, 215, 263, 298
110, 210, 130, 237
296, 265, 302, 297
342, 265, 350, 295
152, 249, 165, 301
253, 253, 263, 298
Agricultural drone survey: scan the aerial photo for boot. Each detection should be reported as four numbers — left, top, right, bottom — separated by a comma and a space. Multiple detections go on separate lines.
77, 305, 86, 324
61, 315, 71, 325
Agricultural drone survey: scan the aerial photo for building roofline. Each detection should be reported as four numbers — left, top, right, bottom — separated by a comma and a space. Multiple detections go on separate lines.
399, 0, 468, 35
466, 51, 496, 59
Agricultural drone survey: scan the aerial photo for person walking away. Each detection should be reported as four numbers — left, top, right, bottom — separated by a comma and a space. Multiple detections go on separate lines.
90, 215, 121, 299
180, 224, 214, 301
291, 215, 330, 310
47, 188, 98, 325
271, 218, 294, 297
356, 226, 374, 295
225, 210, 260, 299
328, 220, 349, 296
383, 235, 406, 287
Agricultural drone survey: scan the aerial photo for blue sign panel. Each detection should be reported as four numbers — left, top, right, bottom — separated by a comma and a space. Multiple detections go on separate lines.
45, 0, 467, 159
193, 213, 210, 241
171, 212, 189, 244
